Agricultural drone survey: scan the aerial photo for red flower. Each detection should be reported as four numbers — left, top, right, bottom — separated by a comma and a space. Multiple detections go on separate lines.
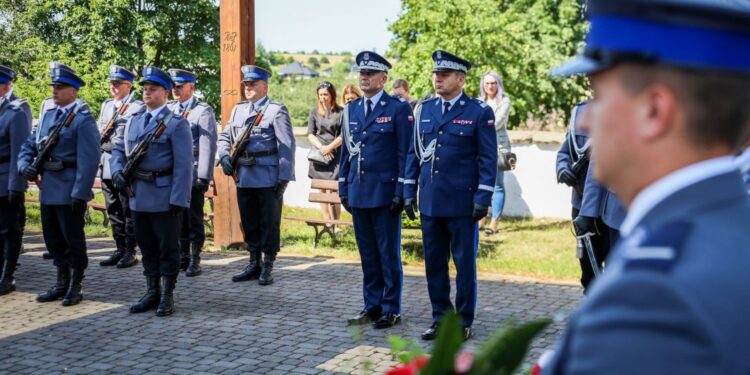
386, 356, 430, 375
455, 352, 473, 373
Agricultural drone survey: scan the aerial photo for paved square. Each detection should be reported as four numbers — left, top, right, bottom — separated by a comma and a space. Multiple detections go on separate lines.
0, 234, 582, 374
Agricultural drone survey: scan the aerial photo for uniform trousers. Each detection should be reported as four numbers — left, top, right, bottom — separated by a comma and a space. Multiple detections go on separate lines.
0, 199, 24, 264
351, 206, 403, 314
236, 187, 281, 254
40, 204, 88, 270
180, 186, 206, 247
101, 178, 135, 247
572, 207, 613, 291
133, 211, 182, 277
421, 214, 478, 327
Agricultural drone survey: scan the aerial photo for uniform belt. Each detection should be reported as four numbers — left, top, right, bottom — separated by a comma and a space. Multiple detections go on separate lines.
237, 148, 278, 166
0, 155, 9, 163
42, 158, 76, 171
131, 168, 173, 182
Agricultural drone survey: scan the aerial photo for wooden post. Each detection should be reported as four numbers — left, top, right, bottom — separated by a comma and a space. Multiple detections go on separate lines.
214, 0, 254, 249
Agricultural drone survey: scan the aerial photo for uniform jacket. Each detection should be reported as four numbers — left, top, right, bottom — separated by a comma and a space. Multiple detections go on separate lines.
556, 105, 591, 210
0, 94, 32, 196
546, 170, 750, 374
601, 190, 626, 230
109, 106, 193, 212
17, 100, 100, 205
167, 98, 217, 181
216, 97, 296, 188
404, 93, 497, 217
338, 92, 413, 208
97, 97, 144, 180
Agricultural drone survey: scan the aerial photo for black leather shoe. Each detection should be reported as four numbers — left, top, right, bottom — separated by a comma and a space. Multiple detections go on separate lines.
232, 252, 261, 282
185, 243, 202, 277
37, 266, 70, 302
130, 277, 161, 313
258, 252, 276, 286
0, 258, 18, 296
42, 251, 53, 260
348, 309, 381, 326
421, 323, 439, 341
116, 249, 138, 268
463, 326, 473, 341
61, 269, 84, 306
99, 250, 123, 266
373, 313, 401, 329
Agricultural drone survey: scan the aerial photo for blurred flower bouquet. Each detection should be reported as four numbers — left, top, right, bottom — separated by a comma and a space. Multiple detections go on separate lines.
386, 314, 551, 375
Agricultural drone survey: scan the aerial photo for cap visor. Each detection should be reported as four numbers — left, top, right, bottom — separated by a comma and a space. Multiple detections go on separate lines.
550, 55, 610, 77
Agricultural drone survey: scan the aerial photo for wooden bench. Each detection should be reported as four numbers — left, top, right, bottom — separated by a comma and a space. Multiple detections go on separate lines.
26, 179, 109, 226
286, 179, 353, 247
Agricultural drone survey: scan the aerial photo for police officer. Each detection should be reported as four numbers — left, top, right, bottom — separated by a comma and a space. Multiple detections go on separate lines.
167, 69, 217, 277
18, 65, 100, 306
556, 102, 612, 292
339, 51, 413, 329
0, 65, 32, 295
110, 67, 192, 316
403, 51, 497, 340
98, 65, 144, 269
545, 1, 750, 372
218, 65, 295, 286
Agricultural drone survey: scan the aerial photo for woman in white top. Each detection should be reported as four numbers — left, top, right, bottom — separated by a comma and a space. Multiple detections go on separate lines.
479, 71, 512, 235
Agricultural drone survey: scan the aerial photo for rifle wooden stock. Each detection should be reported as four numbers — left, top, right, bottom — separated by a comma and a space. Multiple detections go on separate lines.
100, 101, 130, 145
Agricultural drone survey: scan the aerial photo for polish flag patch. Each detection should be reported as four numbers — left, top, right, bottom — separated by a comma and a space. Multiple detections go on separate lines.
407, 115, 414, 122
487, 120, 495, 127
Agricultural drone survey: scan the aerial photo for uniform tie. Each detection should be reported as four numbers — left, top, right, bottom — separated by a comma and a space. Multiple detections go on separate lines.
365, 99, 373, 118
144, 112, 153, 126
443, 101, 451, 115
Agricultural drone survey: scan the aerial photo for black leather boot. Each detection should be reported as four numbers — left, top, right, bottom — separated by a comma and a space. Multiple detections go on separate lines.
42, 251, 53, 260
0, 258, 18, 296
185, 243, 202, 277
258, 252, 276, 286
129, 276, 161, 313
100, 238, 125, 266
156, 275, 176, 317
179, 241, 190, 272
37, 266, 70, 302
62, 268, 84, 306
231, 251, 261, 282
116, 240, 138, 269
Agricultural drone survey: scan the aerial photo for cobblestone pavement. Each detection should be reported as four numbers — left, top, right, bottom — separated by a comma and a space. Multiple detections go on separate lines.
0, 234, 582, 375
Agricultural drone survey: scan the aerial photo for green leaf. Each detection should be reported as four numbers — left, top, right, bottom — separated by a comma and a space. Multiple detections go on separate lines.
420, 313, 464, 375
468, 318, 552, 375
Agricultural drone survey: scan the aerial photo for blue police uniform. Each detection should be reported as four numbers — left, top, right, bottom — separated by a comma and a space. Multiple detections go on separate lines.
17, 66, 100, 306
0, 65, 32, 295
338, 51, 413, 327
97, 65, 144, 269
546, 0, 750, 372
167, 68, 217, 276
216, 65, 295, 286
109, 67, 192, 316
403, 51, 497, 338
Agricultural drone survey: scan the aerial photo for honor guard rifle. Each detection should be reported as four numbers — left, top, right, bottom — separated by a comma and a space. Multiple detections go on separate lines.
29, 101, 84, 188
120, 112, 174, 197
229, 104, 267, 183
100, 93, 136, 145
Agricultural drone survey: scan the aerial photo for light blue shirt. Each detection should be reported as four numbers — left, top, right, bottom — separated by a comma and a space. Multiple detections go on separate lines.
440, 91, 463, 113
362, 90, 384, 117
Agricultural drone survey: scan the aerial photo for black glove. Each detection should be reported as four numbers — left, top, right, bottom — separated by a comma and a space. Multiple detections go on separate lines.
194, 178, 210, 193
274, 181, 288, 200
340, 196, 350, 212
472, 203, 489, 223
169, 204, 183, 217
21, 165, 38, 181
404, 198, 418, 220
8, 190, 24, 206
573, 215, 597, 236
70, 198, 87, 216
389, 196, 404, 216
220, 156, 234, 176
112, 171, 128, 191
558, 168, 577, 187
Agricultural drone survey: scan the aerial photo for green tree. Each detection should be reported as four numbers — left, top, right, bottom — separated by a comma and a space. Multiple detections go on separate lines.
387, 0, 588, 128
320, 56, 330, 64
0, 0, 219, 118
307, 56, 320, 69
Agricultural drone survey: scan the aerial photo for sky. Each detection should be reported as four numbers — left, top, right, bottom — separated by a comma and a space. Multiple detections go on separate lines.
255, 0, 402, 54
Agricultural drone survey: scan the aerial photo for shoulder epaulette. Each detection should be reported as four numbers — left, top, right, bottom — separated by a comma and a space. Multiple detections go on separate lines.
623, 221, 693, 272
422, 96, 439, 104
167, 100, 178, 104
237, 100, 248, 105
270, 100, 284, 106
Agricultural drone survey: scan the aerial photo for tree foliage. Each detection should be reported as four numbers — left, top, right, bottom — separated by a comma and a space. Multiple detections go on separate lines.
388, 0, 589, 127
0, 0, 219, 118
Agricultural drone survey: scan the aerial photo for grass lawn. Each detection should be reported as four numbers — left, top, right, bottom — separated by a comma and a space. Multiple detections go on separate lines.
23, 194, 580, 282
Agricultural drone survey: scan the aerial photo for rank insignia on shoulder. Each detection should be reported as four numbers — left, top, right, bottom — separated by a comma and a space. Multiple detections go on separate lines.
624, 221, 692, 272
380, 101, 386, 106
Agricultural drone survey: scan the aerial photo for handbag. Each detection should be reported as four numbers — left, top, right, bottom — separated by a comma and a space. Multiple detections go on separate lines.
497, 150, 517, 171
307, 148, 332, 166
